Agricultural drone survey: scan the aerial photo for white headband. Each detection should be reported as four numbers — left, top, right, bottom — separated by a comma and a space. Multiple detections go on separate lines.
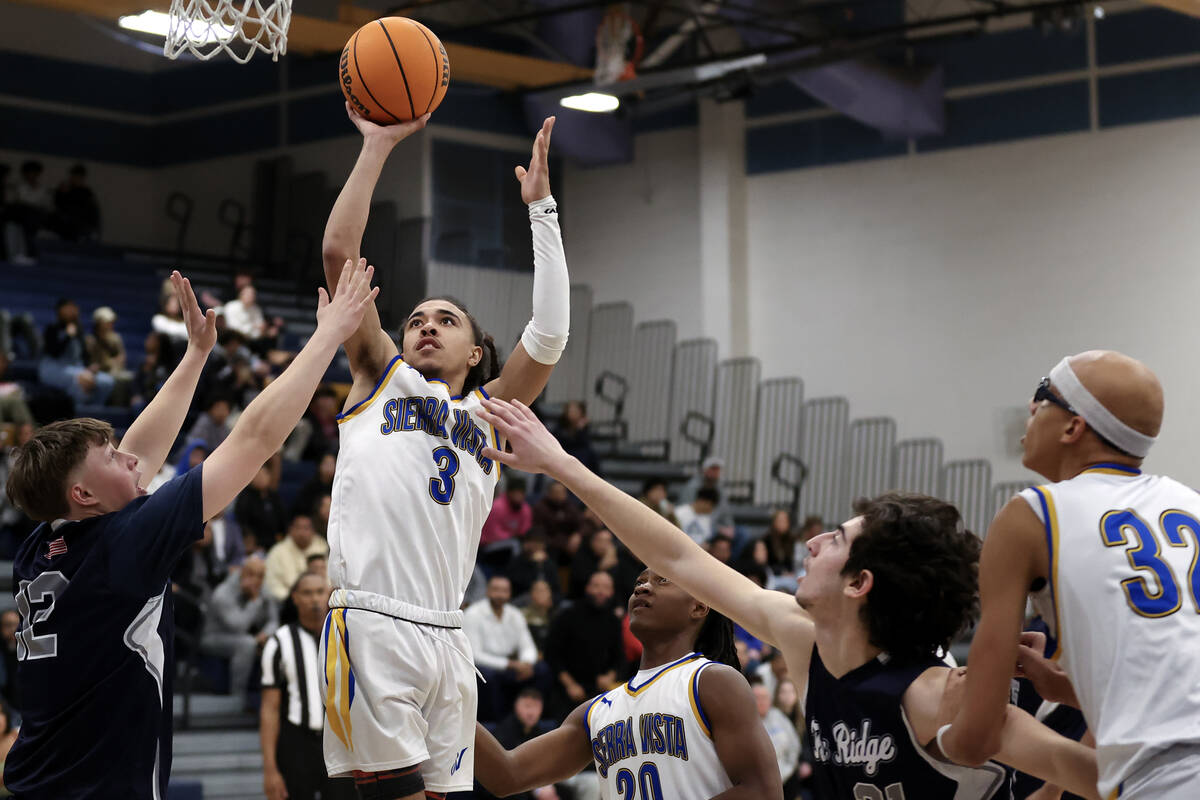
1048, 357, 1156, 458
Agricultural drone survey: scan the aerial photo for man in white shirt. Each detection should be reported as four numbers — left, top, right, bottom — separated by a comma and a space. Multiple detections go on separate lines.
463, 575, 548, 722
673, 487, 726, 544
222, 285, 282, 355
263, 514, 329, 601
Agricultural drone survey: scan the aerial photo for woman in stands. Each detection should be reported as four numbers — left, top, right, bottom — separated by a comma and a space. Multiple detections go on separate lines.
316, 107, 570, 799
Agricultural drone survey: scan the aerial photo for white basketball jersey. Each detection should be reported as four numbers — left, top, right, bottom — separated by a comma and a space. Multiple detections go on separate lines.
327, 355, 500, 612
585, 654, 732, 800
1020, 464, 1200, 797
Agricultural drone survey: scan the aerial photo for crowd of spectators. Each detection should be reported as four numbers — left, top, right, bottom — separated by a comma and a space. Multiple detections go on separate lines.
1, 161, 101, 264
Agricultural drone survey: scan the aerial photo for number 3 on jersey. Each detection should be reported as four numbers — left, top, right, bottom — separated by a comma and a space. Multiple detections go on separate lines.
429, 446, 460, 505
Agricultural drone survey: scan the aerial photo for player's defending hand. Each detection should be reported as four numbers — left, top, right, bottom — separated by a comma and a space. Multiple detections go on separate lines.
1014, 631, 1080, 708
346, 101, 430, 147
171, 270, 218, 354
479, 397, 572, 475
316, 258, 380, 343
515, 116, 555, 204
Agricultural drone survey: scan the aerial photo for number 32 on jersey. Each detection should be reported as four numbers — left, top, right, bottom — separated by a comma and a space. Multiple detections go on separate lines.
1100, 509, 1200, 618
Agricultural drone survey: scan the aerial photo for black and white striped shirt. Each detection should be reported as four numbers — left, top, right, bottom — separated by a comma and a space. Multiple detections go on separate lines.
261, 623, 323, 731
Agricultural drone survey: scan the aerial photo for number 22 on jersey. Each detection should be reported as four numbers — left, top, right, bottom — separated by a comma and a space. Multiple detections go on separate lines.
1100, 509, 1200, 618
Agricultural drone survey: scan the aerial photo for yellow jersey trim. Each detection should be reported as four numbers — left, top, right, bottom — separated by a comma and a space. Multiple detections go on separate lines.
1031, 486, 1065, 662
624, 653, 703, 697
337, 356, 403, 424
689, 662, 714, 739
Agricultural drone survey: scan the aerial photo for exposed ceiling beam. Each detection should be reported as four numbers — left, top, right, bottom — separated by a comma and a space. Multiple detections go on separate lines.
6, 0, 593, 89
1142, 0, 1200, 17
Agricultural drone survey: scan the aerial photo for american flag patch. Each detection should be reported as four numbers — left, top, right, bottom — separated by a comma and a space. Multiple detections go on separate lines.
47, 537, 67, 558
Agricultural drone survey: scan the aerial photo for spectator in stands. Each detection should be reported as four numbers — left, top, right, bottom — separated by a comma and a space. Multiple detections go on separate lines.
674, 486, 726, 545
480, 477, 534, 566
753, 677, 802, 800
290, 451, 335, 517
522, 578, 555, 656
201, 506, 245, 586
260, 572, 355, 800
305, 552, 327, 580
298, 387, 339, 461
186, 392, 232, 453
775, 677, 815, 800
794, 515, 823, 577
568, 528, 619, 600
734, 538, 770, 578
477, 688, 557, 800
53, 164, 100, 242
530, 480, 584, 562
131, 331, 168, 406
236, 464, 289, 551
464, 575, 546, 722
151, 292, 189, 368
8, 161, 51, 262
0, 353, 33, 426
222, 284, 283, 357
264, 513, 328, 602
708, 532, 735, 565
38, 298, 115, 406
0, 610, 20, 710
0, 310, 38, 361
545, 570, 625, 717
505, 532, 557, 600
201, 555, 278, 704
678, 455, 723, 505
311, 492, 332, 538
764, 509, 798, 575
552, 401, 599, 475
85, 307, 132, 406
638, 477, 678, 525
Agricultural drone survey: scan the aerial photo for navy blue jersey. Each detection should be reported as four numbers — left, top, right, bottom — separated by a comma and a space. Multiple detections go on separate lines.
806, 646, 1010, 800
4, 466, 205, 799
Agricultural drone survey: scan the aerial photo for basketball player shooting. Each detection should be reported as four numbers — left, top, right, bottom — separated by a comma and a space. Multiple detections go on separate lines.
475, 568, 783, 800
319, 109, 569, 800
941, 351, 1200, 800
476, 398, 1106, 800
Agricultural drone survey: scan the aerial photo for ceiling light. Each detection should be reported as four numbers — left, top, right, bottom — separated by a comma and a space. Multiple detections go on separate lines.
118, 10, 236, 44
560, 92, 620, 113
1093, 6, 1105, 18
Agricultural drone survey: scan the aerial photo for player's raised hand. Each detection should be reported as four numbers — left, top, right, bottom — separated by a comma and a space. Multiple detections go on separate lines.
478, 397, 572, 475
316, 257, 380, 342
346, 101, 430, 147
171, 270, 218, 354
515, 116, 555, 204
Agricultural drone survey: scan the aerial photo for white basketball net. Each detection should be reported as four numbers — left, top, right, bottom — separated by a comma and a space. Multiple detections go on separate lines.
165, 0, 292, 63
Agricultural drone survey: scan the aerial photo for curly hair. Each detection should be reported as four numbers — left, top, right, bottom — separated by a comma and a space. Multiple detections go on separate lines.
412, 295, 501, 394
843, 492, 981, 663
694, 607, 741, 671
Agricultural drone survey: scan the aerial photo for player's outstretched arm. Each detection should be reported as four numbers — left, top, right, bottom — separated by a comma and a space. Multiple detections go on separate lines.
473, 703, 594, 796
121, 271, 217, 487
478, 398, 813, 656
201, 261, 379, 522
942, 497, 1047, 766
321, 104, 426, 383
485, 117, 570, 405
700, 665, 785, 800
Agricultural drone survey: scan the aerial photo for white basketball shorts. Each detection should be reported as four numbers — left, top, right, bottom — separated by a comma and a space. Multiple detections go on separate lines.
319, 607, 478, 792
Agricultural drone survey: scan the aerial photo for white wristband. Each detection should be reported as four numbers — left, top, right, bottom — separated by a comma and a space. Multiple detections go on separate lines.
935, 724, 953, 756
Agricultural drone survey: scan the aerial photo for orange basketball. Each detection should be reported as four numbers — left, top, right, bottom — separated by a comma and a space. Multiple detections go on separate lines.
339, 17, 449, 124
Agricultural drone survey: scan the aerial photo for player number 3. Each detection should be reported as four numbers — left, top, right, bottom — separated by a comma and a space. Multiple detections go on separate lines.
428, 446, 460, 504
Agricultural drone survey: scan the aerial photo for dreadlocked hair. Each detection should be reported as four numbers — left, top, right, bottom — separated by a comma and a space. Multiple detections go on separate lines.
694, 607, 740, 670
417, 295, 501, 394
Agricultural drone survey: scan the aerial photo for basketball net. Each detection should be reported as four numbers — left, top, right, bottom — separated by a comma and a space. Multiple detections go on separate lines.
165, 0, 292, 63
594, 6, 643, 86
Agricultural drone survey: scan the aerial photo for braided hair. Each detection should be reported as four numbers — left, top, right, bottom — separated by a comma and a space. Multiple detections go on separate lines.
694, 607, 740, 670
414, 295, 501, 394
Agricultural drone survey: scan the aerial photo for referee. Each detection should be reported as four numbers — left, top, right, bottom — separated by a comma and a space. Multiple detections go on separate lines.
260, 572, 355, 800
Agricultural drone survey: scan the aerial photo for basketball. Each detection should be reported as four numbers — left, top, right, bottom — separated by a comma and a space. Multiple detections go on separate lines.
339, 17, 449, 124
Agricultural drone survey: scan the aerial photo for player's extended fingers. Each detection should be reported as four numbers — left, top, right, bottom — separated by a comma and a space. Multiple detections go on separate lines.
317, 286, 330, 310
480, 445, 518, 467
510, 398, 541, 423
482, 399, 525, 429
515, 165, 527, 182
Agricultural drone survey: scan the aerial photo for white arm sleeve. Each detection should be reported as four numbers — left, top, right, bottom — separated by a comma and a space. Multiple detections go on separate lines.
521, 194, 570, 365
